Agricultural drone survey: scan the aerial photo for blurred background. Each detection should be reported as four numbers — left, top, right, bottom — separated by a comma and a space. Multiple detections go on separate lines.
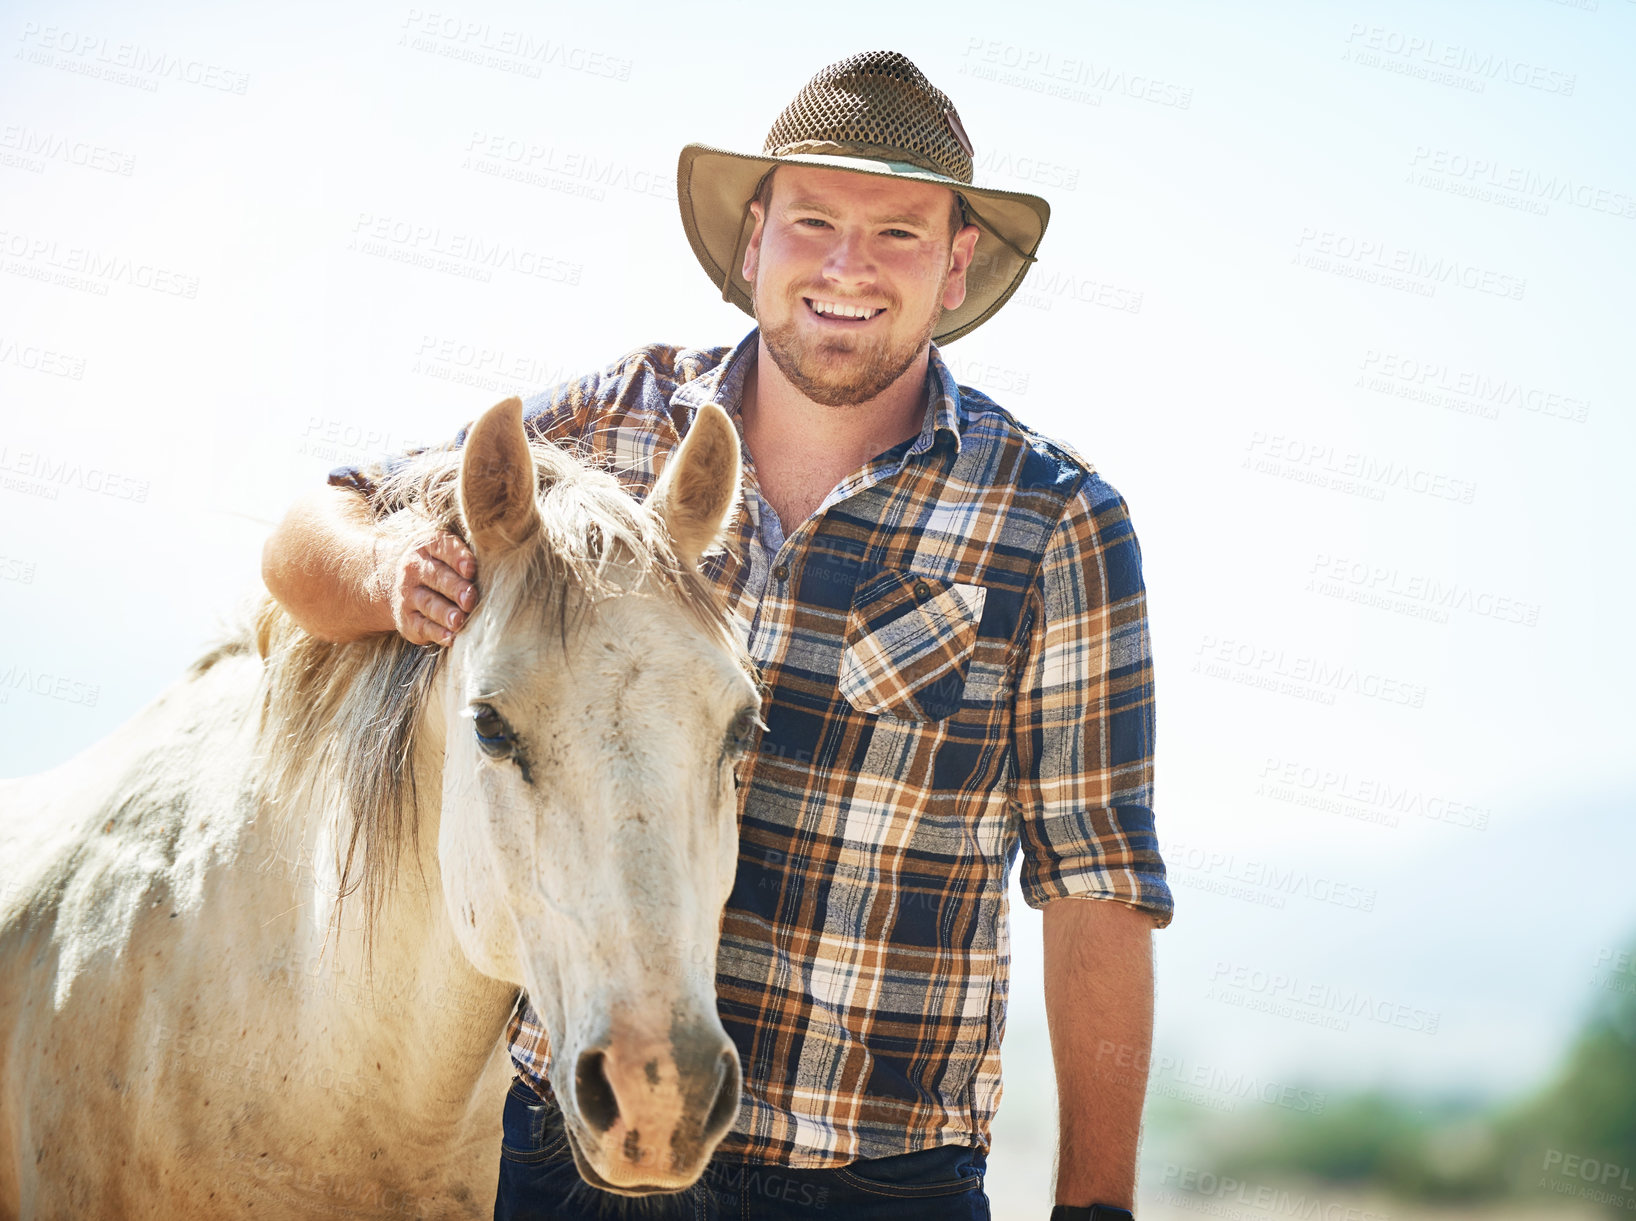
1, 0, 1632, 1217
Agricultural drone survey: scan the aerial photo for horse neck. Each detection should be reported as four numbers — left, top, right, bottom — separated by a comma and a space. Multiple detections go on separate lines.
281, 666, 516, 1124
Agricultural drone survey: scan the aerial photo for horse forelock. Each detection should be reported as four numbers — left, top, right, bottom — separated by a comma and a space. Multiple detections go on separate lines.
249, 435, 747, 948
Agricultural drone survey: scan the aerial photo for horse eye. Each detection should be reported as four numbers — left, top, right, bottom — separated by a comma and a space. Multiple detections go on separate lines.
470, 703, 513, 759
725, 708, 761, 756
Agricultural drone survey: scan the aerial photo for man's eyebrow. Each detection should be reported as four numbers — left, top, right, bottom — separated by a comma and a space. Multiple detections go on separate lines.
873, 212, 935, 228
783, 197, 839, 218
782, 198, 936, 229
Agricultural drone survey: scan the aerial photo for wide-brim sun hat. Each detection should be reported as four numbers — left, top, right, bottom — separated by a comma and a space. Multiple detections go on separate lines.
677, 50, 1050, 346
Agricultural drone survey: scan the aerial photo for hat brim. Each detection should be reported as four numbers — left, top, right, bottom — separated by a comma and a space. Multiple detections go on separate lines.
677, 144, 1049, 346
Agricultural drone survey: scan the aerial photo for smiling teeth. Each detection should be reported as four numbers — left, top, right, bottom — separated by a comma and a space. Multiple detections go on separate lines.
811, 300, 879, 319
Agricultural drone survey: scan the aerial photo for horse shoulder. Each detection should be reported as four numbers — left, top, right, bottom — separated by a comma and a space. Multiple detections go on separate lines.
0, 646, 299, 1213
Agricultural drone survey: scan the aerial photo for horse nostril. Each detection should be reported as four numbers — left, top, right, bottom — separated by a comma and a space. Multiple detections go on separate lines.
703, 1048, 741, 1143
575, 1049, 620, 1134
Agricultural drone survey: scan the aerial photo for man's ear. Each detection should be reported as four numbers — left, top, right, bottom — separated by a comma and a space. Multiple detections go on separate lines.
742, 199, 766, 282
942, 224, 982, 312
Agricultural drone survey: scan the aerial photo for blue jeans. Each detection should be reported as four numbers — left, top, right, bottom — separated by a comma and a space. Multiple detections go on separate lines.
494, 1076, 990, 1220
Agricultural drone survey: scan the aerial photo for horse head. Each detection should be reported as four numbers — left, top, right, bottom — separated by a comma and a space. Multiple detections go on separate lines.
437, 396, 756, 1194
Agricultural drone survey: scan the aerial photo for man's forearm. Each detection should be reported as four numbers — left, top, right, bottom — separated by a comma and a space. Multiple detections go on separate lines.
1042, 895, 1157, 1209
261, 485, 395, 643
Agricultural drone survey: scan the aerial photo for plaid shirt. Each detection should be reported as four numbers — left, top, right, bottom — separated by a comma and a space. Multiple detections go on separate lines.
330, 328, 1171, 1167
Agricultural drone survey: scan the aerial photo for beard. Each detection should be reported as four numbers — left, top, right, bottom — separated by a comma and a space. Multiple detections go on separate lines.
755, 276, 945, 408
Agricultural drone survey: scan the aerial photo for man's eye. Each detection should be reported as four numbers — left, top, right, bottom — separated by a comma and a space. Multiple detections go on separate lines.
883, 228, 916, 239
797, 217, 830, 228
470, 703, 514, 758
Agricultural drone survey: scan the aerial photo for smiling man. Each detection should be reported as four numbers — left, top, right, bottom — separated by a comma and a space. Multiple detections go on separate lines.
263, 50, 1172, 1221
737, 163, 980, 543
750, 166, 970, 404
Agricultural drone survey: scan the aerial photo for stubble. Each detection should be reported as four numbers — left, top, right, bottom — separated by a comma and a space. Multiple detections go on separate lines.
755, 275, 945, 409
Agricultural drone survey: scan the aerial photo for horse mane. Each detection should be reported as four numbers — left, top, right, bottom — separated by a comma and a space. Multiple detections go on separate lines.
248, 435, 740, 947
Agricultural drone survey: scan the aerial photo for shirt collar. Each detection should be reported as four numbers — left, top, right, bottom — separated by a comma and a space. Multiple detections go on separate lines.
673, 327, 964, 459
920, 342, 964, 457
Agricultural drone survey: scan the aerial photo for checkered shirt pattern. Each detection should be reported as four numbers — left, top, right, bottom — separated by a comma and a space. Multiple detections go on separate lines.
328, 327, 1172, 1168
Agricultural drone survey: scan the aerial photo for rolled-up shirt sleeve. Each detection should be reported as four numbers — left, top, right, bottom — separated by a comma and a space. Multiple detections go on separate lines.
326, 454, 415, 502
324, 377, 597, 506
1010, 472, 1172, 927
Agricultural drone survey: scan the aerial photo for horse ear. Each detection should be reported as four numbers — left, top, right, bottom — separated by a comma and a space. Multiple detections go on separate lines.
650, 403, 741, 569
460, 397, 540, 558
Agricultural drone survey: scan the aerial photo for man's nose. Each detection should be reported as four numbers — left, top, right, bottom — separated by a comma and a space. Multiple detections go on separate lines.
821, 227, 875, 287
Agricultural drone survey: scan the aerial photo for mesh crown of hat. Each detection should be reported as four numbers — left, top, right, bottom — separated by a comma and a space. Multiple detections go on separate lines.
762, 51, 974, 185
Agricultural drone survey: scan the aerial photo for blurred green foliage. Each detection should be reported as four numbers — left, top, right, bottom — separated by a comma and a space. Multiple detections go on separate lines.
1199, 932, 1636, 1212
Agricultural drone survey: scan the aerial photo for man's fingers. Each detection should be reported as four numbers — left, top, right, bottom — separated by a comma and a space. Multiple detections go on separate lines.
404, 609, 454, 647
420, 537, 479, 612
384, 531, 476, 645
409, 583, 464, 634
427, 532, 478, 582
416, 553, 477, 614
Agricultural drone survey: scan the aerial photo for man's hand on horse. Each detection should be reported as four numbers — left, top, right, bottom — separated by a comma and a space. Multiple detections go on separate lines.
381, 531, 478, 646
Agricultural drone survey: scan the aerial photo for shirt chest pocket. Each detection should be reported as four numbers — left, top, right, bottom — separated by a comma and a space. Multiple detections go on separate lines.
838, 570, 988, 722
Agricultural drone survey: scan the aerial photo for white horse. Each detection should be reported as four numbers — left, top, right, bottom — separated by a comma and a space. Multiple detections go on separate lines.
0, 396, 758, 1218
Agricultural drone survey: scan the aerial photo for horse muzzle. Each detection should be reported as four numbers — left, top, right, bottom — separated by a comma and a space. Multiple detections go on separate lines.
559, 1019, 742, 1194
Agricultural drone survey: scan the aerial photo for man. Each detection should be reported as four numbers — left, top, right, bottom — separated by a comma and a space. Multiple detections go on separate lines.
263, 51, 1171, 1220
